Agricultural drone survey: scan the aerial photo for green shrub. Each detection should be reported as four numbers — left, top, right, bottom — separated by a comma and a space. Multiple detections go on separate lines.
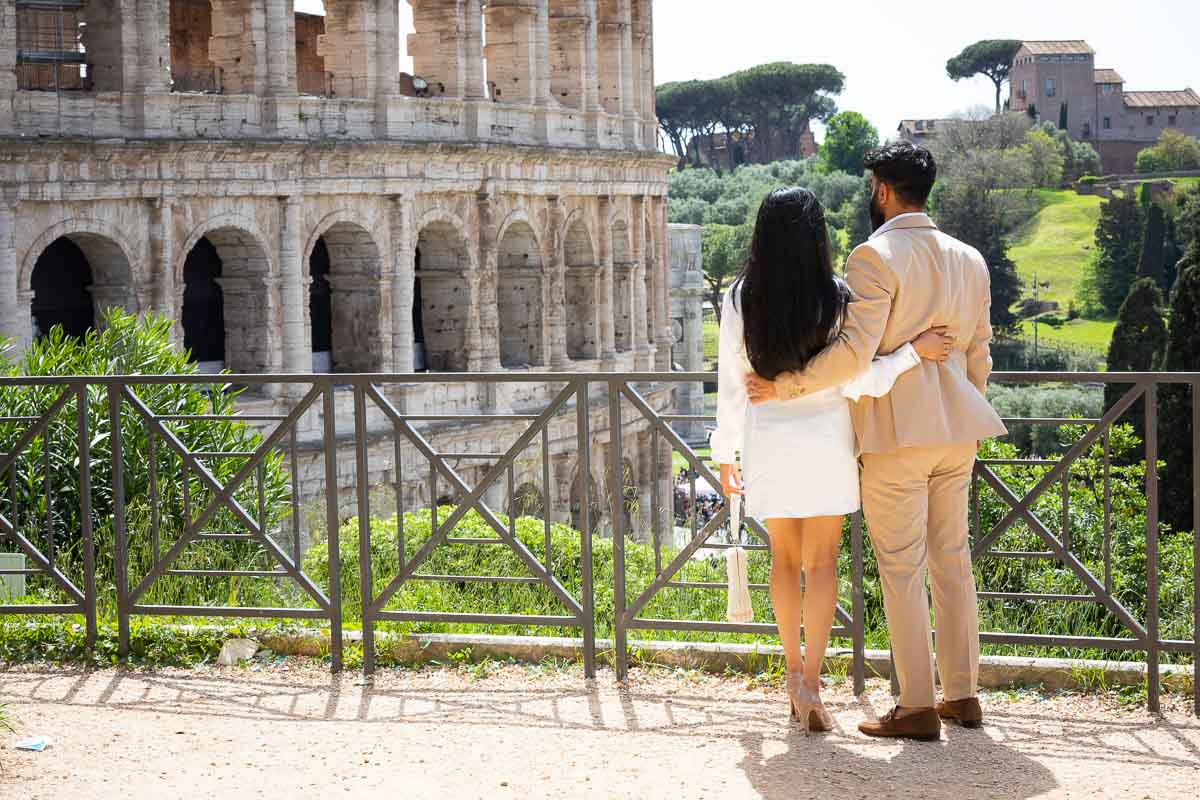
988, 384, 1104, 456
0, 310, 291, 612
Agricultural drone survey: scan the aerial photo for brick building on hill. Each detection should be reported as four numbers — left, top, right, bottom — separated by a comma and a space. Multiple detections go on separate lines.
1007, 40, 1200, 173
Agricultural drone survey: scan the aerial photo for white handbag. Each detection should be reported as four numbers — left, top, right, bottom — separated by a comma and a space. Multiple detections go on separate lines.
725, 493, 754, 624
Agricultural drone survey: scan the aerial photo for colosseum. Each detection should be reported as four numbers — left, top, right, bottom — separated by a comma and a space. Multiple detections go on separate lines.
0, 0, 695, 536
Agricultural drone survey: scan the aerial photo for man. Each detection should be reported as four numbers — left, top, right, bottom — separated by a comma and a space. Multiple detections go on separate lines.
746, 142, 1006, 740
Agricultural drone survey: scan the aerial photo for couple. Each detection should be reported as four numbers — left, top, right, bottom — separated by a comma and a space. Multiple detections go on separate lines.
712, 142, 1007, 740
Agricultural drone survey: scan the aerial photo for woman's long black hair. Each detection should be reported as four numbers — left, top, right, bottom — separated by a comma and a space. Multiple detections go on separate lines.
732, 187, 848, 380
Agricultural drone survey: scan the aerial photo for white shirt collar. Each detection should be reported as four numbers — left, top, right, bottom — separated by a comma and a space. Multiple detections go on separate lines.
868, 211, 931, 240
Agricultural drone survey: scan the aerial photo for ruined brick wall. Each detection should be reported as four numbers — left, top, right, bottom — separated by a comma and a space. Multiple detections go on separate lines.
170, 0, 215, 92
294, 11, 325, 96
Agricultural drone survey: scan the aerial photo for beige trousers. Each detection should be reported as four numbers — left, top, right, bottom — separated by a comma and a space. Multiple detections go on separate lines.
860, 442, 980, 708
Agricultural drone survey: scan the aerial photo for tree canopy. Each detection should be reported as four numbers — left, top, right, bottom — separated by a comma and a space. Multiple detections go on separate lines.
820, 111, 880, 175
656, 62, 844, 169
946, 39, 1022, 114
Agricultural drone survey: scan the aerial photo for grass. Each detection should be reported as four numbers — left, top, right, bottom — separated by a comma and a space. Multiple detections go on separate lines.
1009, 189, 1104, 312
702, 316, 718, 364
1020, 317, 1116, 354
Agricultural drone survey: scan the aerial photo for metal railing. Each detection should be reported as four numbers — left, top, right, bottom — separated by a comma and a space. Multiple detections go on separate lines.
0, 371, 1196, 718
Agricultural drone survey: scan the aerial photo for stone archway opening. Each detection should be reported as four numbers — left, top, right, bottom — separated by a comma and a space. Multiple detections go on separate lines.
497, 221, 545, 369
512, 482, 545, 520
415, 220, 471, 372
611, 219, 634, 353
181, 226, 272, 374
564, 218, 599, 361
181, 236, 226, 370
308, 222, 384, 373
29, 232, 134, 342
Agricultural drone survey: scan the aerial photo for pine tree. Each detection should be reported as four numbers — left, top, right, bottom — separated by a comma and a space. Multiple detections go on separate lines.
1106, 278, 1167, 443
1159, 264, 1200, 530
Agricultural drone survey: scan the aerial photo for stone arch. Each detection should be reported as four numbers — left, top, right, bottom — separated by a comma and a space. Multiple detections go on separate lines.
415, 212, 473, 372
496, 219, 546, 368
179, 222, 275, 374
611, 217, 634, 352
511, 482, 545, 520
563, 214, 599, 360
304, 214, 386, 373
23, 222, 139, 340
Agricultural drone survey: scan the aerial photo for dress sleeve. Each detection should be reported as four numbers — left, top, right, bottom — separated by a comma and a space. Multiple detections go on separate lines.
710, 290, 750, 465
840, 343, 921, 402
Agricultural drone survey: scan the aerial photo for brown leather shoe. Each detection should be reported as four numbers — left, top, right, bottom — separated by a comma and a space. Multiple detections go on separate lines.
858, 706, 941, 741
937, 697, 984, 729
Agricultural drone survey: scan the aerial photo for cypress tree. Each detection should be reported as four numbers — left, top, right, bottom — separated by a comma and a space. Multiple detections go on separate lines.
1159, 264, 1200, 530
1094, 191, 1146, 315
1106, 278, 1167, 443
1137, 202, 1167, 291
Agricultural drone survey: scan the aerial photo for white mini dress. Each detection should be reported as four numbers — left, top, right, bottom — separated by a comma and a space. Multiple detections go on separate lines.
710, 286, 920, 520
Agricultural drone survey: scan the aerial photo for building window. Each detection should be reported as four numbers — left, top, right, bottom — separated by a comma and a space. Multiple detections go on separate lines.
1020, 79, 1027, 96
1103, 116, 1112, 129
1102, 84, 1114, 95
1147, 115, 1156, 126
1082, 121, 1091, 138
915, 120, 924, 131
1046, 78, 1056, 98
1168, 114, 1177, 126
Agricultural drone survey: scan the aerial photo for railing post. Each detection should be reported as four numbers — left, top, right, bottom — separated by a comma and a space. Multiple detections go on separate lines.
323, 380, 344, 672
77, 382, 96, 653
1192, 379, 1199, 718
609, 379, 628, 679
576, 379, 596, 678
108, 383, 130, 661
1145, 381, 1159, 713
851, 511, 865, 696
354, 384, 375, 675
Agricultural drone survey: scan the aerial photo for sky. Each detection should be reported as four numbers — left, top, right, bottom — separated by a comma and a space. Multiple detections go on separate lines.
295, 0, 1200, 142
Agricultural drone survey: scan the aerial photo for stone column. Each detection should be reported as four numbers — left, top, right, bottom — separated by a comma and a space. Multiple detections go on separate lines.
264, 0, 301, 136
0, 198, 19, 347
636, 0, 655, 147
617, 0, 636, 146
390, 195, 417, 372
0, 0, 18, 134
209, 0, 268, 95
546, 196, 570, 369
373, 0, 401, 136
475, 190, 501, 371
631, 195, 653, 370
464, 0, 486, 100
597, 195, 617, 368
279, 196, 309, 377
653, 196, 673, 370
149, 197, 177, 340
483, 0, 538, 106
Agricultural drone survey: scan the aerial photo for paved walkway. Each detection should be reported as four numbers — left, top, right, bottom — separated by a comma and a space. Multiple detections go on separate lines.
2, 663, 1198, 799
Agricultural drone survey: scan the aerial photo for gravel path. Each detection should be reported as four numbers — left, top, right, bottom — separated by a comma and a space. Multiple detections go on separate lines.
1, 662, 1198, 799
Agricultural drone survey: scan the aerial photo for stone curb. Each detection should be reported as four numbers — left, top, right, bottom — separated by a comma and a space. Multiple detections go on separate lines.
249, 629, 1195, 695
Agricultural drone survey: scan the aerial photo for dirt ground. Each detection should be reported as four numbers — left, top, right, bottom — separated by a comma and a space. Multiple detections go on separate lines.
1, 661, 1198, 799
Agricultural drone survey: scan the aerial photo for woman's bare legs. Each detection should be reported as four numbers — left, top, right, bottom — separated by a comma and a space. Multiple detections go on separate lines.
765, 518, 806, 674
799, 516, 844, 696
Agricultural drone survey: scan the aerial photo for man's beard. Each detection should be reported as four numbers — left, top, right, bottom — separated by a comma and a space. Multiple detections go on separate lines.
868, 185, 886, 232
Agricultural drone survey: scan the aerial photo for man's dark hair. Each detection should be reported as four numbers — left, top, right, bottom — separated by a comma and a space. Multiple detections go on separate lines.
863, 142, 937, 208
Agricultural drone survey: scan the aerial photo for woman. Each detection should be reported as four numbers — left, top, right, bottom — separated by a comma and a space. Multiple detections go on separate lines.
711, 187, 951, 733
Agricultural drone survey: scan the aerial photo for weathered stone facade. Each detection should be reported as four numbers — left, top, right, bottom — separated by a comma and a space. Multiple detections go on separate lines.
0, 0, 683, 538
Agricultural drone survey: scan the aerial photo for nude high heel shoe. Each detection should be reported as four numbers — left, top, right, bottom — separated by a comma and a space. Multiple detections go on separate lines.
787, 672, 833, 734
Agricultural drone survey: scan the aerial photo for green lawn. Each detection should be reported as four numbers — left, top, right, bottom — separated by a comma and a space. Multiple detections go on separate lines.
1009, 189, 1103, 312
1020, 317, 1115, 354
702, 316, 718, 363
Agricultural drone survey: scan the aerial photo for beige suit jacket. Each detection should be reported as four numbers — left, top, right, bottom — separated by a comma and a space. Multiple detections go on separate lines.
776, 213, 1007, 454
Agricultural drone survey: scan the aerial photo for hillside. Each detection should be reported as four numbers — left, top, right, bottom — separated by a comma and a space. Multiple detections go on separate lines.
1009, 189, 1113, 353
